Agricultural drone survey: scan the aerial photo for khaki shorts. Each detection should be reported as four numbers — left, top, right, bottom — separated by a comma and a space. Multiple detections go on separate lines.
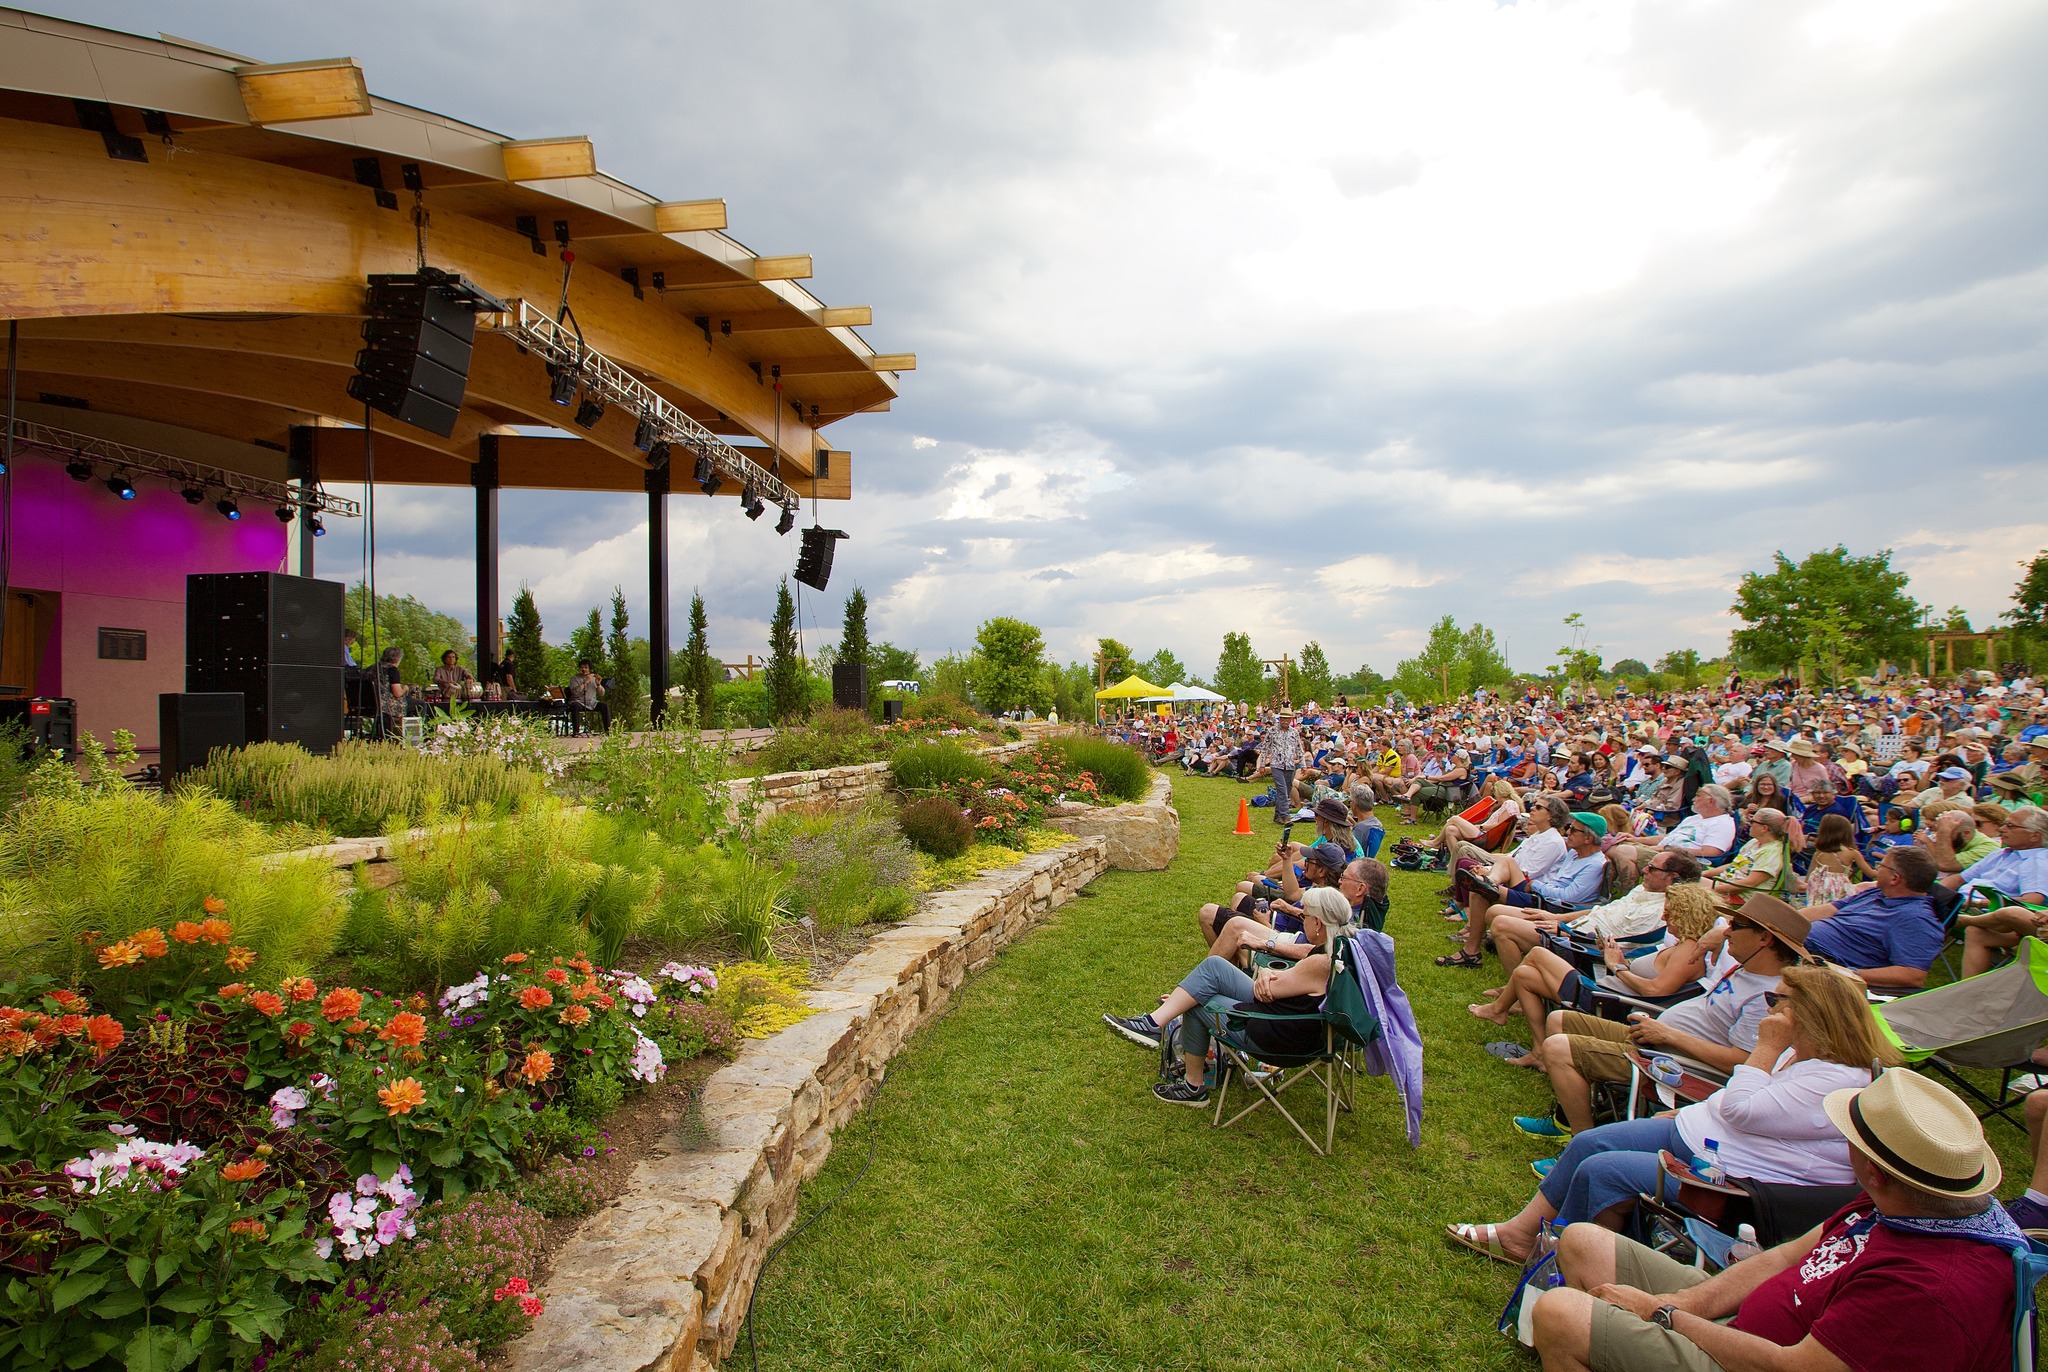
1588, 1237, 1720, 1372
1560, 1010, 1633, 1085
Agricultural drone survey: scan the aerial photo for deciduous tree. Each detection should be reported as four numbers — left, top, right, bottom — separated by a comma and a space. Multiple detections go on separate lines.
972, 617, 1049, 714
1729, 547, 1921, 674
1213, 632, 1266, 703
1295, 642, 1334, 704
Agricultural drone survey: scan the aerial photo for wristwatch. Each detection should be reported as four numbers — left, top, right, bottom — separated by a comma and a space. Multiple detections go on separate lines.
1651, 1305, 1680, 1331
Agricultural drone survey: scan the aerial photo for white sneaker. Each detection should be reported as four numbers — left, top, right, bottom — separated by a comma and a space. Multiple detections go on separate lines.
2010, 1074, 2048, 1096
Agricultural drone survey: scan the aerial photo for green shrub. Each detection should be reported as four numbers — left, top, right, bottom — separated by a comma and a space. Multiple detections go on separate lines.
371, 1192, 548, 1353
754, 707, 891, 774
647, 847, 793, 962
760, 802, 919, 929
890, 740, 990, 791
569, 718, 741, 847
901, 693, 982, 729
520, 1154, 617, 1218
899, 795, 973, 858
185, 739, 547, 837
0, 788, 347, 994
342, 800, 664, 989
0, 718, 30, 814
1052, 736, 1151, 802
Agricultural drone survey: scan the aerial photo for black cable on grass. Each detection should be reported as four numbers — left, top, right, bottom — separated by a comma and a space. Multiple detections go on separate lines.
744, 1076, 883, 1372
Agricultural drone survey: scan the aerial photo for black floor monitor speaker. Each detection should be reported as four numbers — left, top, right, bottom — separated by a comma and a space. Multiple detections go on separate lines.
795, 527, 847, 592
882, 699, 903, 724
159, 693, 246, 780
832, 662, 869, 712
346, 269, 482, 437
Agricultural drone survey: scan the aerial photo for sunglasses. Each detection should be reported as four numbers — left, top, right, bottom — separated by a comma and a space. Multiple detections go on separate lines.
1763, 990, 1790, 1010
1727, 919, 1764, 935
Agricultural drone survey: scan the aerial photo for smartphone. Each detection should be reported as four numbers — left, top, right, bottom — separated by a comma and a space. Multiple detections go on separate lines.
1280, 822, 1296, 848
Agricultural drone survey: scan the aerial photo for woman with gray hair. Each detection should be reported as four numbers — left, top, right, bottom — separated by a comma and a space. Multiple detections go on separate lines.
1703, 805, 1795, 906
1656, 783, 1738, 860
1103, 886, 1352, 1107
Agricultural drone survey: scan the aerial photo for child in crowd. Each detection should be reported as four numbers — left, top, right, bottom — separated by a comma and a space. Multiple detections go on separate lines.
1799, 812, 1872, 907
1867, 808, 1919, 859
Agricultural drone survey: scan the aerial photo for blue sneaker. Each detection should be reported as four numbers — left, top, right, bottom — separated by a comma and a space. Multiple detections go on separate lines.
1102, 1012, 1162, 1049
1531, 1157, 1558, 1181
1514, 1114, 1574, 1141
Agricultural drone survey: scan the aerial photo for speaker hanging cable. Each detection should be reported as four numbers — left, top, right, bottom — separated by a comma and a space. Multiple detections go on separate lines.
774, 371, 805, 660
363, 400, 379, 687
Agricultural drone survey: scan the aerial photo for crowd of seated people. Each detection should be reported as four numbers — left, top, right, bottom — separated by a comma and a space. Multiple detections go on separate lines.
1099, 668, 2048, 1367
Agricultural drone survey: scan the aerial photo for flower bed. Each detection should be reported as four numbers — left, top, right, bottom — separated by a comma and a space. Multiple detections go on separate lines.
0, 911, 797, 1372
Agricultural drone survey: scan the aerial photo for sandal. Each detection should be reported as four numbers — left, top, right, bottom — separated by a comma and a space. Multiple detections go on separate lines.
1484, 1041, 1536, 1066
1435, 950, 1484, 968
1446, 1222, 1522, 1265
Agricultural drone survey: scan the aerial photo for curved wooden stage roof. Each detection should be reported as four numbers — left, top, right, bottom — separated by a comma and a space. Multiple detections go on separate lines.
0, 7, 907, 499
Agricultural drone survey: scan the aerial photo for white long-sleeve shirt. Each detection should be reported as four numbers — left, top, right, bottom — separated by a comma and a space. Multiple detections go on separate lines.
1675, 1052, 1872, 1186
1510, 828, 1568, 881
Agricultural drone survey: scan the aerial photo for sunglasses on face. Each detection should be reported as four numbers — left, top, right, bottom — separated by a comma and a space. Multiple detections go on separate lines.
1763, 990, 1790, 1010
1727, 919, 1763, 935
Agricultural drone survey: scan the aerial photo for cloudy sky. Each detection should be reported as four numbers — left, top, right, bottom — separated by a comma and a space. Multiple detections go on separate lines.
54, 0, 2048, 676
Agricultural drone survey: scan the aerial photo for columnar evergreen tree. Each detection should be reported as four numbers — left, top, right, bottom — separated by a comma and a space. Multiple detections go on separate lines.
682, 591, 717, 727
570, 608, 604, 670
764, 577, 809, 724
605, 586, 645, 729
504, 586, 547, 695
840, 586, 871, 676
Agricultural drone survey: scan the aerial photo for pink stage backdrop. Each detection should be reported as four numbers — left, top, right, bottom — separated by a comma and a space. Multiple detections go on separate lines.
9, 458, 287, 749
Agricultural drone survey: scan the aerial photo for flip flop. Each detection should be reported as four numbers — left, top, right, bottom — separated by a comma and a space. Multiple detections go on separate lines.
1446, 1222, 1520, 1266
1483, 1041, 1533, 1063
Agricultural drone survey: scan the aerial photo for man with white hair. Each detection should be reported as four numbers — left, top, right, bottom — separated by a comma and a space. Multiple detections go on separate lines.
1656, 784, 1737, 860
1952, 805, 2048, 978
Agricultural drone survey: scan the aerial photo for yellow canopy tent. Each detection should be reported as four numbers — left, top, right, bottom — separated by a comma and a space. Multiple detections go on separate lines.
1093, 674, 1164, 724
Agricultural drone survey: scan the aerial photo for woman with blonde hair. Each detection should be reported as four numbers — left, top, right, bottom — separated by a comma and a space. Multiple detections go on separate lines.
1427, 777, 1521, 856
1450, 962, 1899, 1262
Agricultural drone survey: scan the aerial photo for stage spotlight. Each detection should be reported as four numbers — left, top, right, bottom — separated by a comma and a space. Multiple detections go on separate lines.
310, 514, 327, 537
66, 456, 93, 482
574, 394, 606, 429
105, 473, 136, 500
694, 452, 723, 497
549, 366, 579, 406
646, 440, 671, 470
744, 495, 765, 521
274, 504, 295, 524
181, 484, 206, 505
775, 504, 795, 535
634, 412, 658, 451
216, 497, 241, 521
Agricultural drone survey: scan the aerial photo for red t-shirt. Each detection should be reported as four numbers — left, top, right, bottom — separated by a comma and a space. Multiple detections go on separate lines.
1733, 1200, 2014, 1371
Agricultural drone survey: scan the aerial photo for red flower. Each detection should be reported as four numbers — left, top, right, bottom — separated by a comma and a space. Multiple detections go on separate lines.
543, 967, 570, 985
227, 1218, 268, 1239
46, 990, 86, 1011
520, 1296, 544, 1317
171, 922, 204, 944
283, 1021, 316, 1047
320, 987, 363, 1023
502, 952, 528, 965
279, 976, 317, 1003
519, 986, 553, 1011
218, 983, 248, 1001
247, 992, 286, 1018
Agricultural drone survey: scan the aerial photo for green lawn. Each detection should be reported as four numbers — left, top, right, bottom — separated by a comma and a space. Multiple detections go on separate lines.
748, 774, 2033, 1371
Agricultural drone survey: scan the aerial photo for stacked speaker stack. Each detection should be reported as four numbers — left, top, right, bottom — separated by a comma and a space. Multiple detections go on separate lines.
346, 268, 488, 438
184, 572, 344, 757
795, 526, 847, 592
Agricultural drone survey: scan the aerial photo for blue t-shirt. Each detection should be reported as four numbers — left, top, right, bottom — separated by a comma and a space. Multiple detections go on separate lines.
1803, 888, 1944, 972
1531, 851, 1607, 908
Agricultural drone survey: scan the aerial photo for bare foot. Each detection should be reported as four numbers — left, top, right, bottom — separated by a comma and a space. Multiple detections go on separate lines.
1468, 1002, 1510, 1025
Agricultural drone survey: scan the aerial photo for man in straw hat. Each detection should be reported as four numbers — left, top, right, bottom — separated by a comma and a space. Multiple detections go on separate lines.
1532, 1067, 2025, 1372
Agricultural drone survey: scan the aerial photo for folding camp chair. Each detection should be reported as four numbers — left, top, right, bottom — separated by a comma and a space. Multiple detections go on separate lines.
1636, 1150, 1862, 1270
1200, 937, 1386, 1155
1876, 936, 2048, 1132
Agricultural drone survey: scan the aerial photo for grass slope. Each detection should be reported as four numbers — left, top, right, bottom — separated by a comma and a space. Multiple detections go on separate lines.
747, 774, 2031, 1371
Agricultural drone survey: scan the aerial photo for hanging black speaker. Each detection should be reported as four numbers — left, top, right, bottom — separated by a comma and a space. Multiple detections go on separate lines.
794, 527, 846, 592
347, 268, 491, 437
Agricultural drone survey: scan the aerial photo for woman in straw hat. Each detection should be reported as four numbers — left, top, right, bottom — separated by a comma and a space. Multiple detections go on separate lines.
1448, 963, 1900, 1265
1101, 886, 1353, 1109
1534, 1066, 2026, 1372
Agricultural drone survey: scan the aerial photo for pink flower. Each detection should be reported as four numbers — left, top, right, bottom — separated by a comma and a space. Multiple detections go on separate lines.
520, 1296, 544, 1317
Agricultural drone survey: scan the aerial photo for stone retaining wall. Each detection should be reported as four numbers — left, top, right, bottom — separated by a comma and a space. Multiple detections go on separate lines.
505, 836, 1112, 1372
725, 738, 1037, 824
1047, 770, 1180, 870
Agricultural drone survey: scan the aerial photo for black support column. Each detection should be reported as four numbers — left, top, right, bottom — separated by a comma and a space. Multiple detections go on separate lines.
646, 460, 671, 725
288, 426, 316, 577
474, 435, 501, 670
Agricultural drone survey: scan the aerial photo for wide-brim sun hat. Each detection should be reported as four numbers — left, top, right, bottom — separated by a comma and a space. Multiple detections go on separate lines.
1822, 1068, 2001, 1198
1788, 739, 1817, 758
1734, 892, 1809, 958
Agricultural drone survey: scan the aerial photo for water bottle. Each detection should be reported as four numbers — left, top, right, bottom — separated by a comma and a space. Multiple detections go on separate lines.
1696, 1138, 1726, 1184
1727, 1223, 1763, 1264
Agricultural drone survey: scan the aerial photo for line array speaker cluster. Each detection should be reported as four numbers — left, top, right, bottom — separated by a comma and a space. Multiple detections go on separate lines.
795, 526, 847, 592
347, 268, 497, 437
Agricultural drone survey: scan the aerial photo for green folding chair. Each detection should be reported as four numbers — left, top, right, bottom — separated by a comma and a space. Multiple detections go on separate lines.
1199, 940, 1383, 1155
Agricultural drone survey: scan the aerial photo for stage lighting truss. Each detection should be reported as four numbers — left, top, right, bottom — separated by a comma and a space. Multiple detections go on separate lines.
491, 301, 801, 510
6, 419, 362, 519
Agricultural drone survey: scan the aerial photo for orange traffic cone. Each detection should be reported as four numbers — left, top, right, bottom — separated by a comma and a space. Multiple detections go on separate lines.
1234, 797, 1253, 836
